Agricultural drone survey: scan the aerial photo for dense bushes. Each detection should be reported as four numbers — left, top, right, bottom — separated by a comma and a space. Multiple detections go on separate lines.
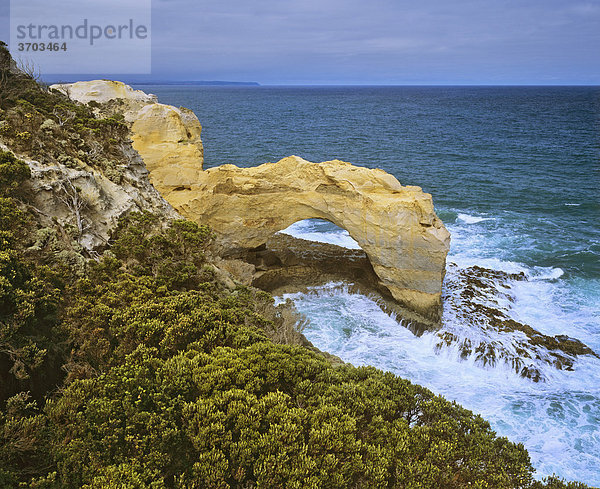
44, 342, 536, 488
0, 151, 65, 404
110, 211, 213, 290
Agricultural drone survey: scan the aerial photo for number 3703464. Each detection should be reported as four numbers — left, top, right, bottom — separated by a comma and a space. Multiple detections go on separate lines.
18, 42, 67, 52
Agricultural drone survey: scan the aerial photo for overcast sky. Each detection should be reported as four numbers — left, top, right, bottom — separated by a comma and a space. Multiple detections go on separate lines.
3, 0, 600, 84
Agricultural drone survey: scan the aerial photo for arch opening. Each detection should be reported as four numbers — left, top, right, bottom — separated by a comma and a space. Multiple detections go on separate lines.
242, 218, 434, 335
248, 218, 386, 299
280, 218, 361, 250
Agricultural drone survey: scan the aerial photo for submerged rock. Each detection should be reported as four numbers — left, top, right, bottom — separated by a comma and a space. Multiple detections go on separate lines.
439, 263, 598, 381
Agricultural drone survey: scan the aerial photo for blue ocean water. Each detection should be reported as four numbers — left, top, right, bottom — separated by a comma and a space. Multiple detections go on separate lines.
137, 85, 600, 484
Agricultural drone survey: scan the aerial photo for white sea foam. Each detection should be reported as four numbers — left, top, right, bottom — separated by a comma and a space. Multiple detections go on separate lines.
281, 284, 600, 484
529, 267, 565, 281
456, 212, 495, 224
280, 220, 361, 249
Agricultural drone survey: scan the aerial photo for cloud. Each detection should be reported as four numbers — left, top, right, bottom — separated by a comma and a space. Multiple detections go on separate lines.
38, 0, 600, 83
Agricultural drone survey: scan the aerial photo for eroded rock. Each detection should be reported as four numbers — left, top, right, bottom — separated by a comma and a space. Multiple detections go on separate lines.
131, 104, 204, 194
50, 80, 205, 195
167, 156, 450, 324
439, 263, 598, 381
2, 141, 178, 252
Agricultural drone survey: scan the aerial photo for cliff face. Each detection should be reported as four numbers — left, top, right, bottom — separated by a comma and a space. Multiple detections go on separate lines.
51, 80, 205, 200
130, 103, 204, 196
0, 78, 180, 253
0, 141, 178, 252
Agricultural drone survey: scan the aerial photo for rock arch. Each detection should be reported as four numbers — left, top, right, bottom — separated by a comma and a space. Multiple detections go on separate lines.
162, 156, 450, 324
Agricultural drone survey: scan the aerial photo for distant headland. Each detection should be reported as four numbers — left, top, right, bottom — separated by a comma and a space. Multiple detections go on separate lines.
134, 80, 261, 86
40, 75, 260, 86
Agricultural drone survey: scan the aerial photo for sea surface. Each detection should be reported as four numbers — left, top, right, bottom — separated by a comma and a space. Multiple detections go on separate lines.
135, 85, 600, 485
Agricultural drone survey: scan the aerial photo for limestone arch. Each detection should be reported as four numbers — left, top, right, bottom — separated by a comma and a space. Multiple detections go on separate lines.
53, 81, 450, 325
161, 156, 451, 325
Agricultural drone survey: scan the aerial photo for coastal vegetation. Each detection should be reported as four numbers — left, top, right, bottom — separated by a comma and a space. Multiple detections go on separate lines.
0, 41, 591, 488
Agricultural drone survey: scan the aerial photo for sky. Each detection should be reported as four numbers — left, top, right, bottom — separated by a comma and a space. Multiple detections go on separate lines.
2, 0, 600, 84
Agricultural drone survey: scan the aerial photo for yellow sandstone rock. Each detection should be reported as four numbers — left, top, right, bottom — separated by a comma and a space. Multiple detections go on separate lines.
131, 103, 204, 195
169, 156, 450, 323
51, 80, 205, 193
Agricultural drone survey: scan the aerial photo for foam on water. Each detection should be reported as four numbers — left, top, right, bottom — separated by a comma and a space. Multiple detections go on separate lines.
280, 219, 361, 249
457, 212, 495, 224
280, 284, 600, 484
280, 217, 600, 485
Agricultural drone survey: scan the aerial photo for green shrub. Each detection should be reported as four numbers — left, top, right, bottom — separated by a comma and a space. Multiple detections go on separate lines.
0, 150, 30, 196
0, 393, 51, 486
46, 343, 536, 489
110, 211, 213, 289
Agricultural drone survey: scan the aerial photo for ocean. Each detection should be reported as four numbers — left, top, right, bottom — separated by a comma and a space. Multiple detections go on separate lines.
134, 85, 600, 485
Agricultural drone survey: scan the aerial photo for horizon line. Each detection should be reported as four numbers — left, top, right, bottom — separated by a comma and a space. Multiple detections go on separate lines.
41, 78, 600, 88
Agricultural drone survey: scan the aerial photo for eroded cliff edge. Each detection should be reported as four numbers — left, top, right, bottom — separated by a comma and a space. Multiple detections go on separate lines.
54, 80, 451, 326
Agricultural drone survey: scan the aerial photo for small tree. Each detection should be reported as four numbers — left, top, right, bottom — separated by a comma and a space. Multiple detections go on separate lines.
57, 178, 88, 238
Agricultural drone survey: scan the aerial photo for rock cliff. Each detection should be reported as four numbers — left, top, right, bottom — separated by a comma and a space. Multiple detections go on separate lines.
51, 80, 205, 198
0, 141, 178, 252
130, 103, 204, 197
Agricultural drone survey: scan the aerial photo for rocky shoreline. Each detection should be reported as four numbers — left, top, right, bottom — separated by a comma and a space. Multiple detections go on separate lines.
231, 232, 599, 382
440, 263, 598, 381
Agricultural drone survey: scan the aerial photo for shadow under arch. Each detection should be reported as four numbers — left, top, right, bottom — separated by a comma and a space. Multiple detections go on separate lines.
234, 215, 440, 333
